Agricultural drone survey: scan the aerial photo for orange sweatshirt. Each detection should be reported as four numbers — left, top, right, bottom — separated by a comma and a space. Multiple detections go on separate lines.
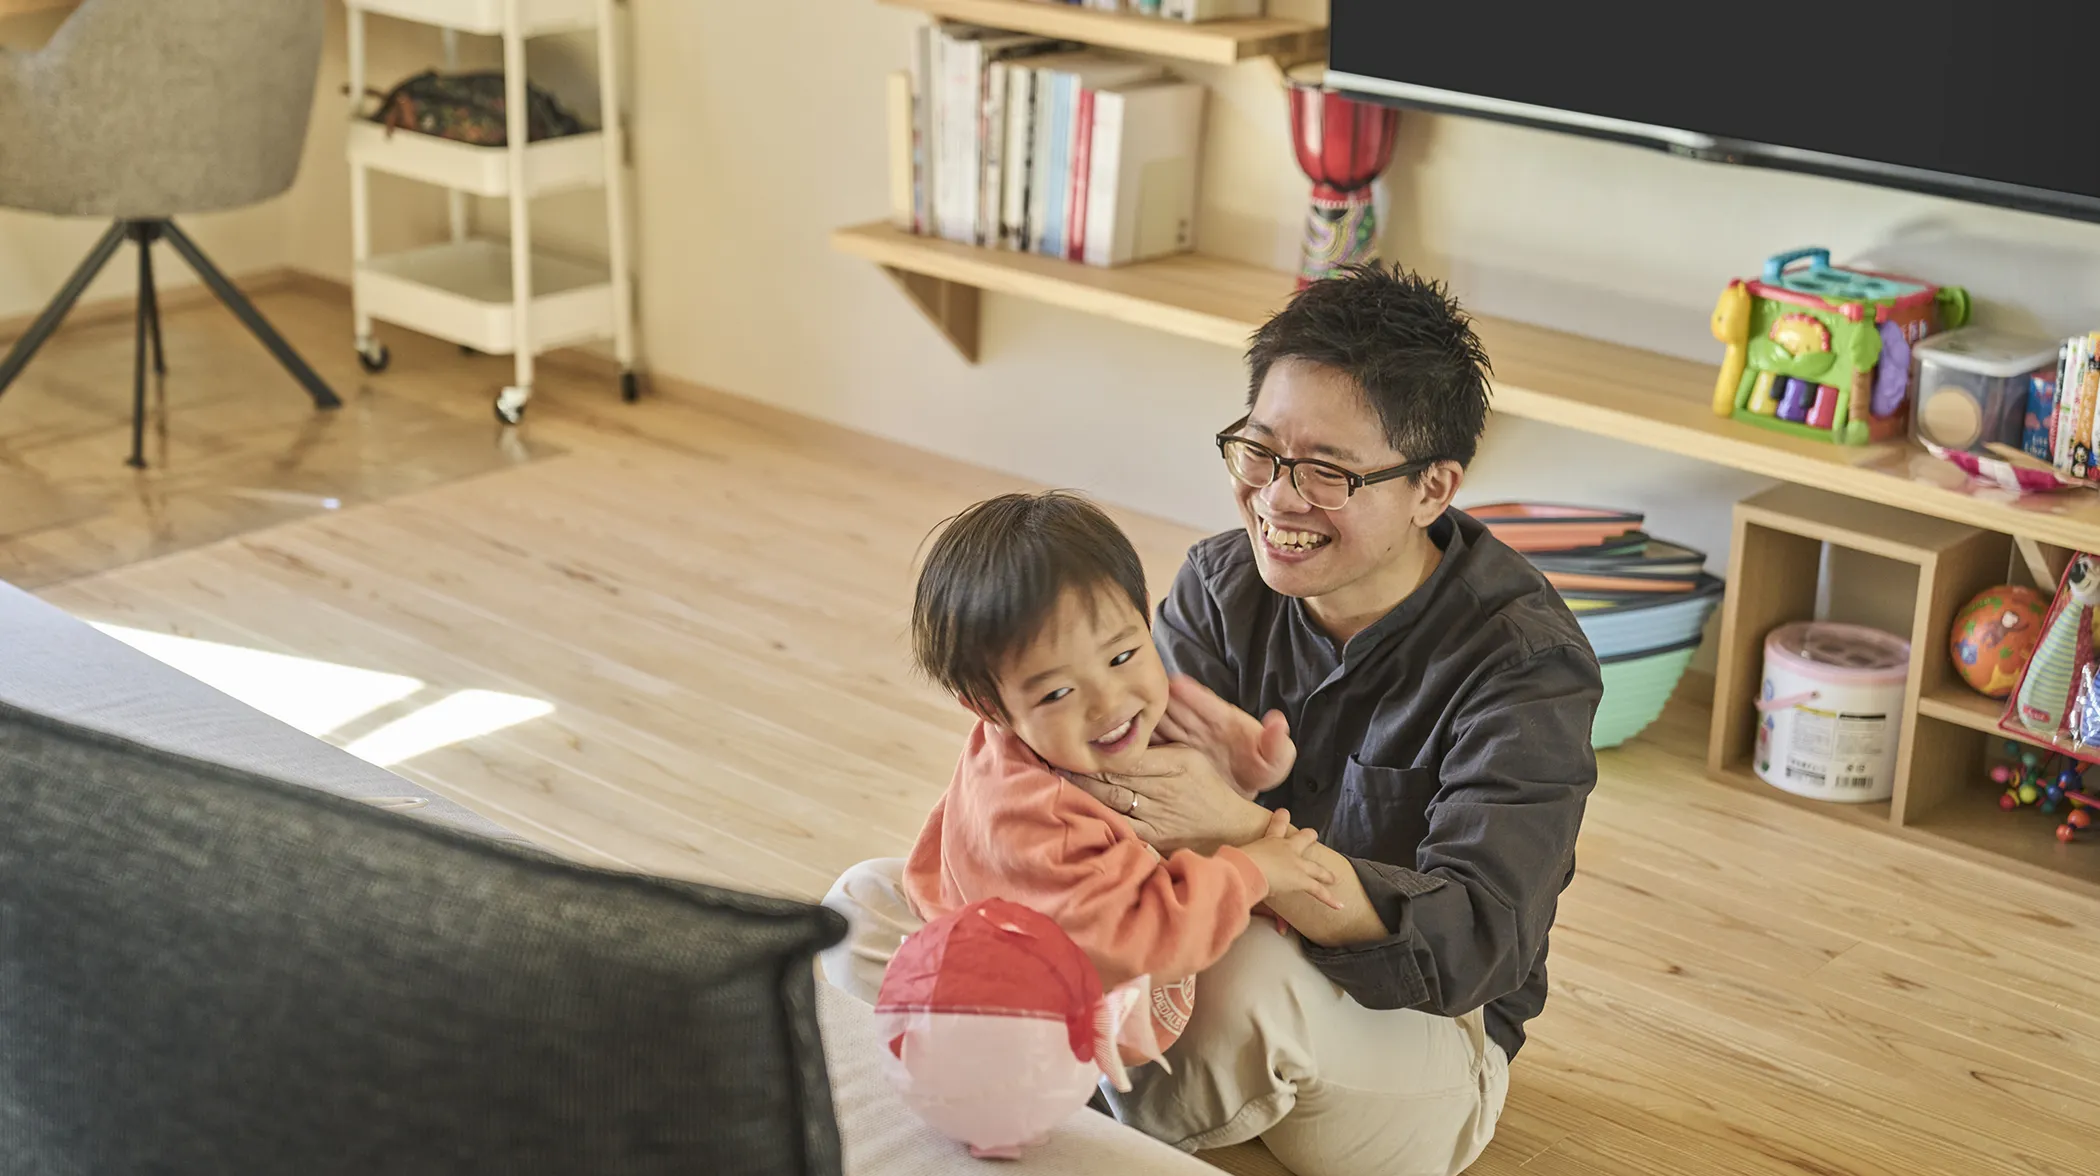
903, 721, 1267, 1054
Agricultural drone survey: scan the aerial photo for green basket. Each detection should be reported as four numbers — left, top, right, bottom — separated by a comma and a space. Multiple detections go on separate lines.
1592, 638, 1701, 749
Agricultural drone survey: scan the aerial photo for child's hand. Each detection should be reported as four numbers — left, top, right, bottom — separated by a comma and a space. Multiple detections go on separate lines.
1236, 808, 1343, 910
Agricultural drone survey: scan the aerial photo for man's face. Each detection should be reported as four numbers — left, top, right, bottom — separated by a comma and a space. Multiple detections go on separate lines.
1232, 358, 1454, 605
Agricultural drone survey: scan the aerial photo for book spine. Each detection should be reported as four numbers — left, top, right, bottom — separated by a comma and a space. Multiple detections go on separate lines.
2054, 337, 2079, 469
885, 71, 914, 231
981, 61, 1007, 247
1042, 74, 1072, 257
2074, 336, 2091, 478
957, 40, 983, 245
909, 28, 933, 234
1025, 68, 1059, 255
933, 31, 957, 241
1082, 91, 1124, 267
1001, 67, 1034, 249
1068, 88, 1096, 262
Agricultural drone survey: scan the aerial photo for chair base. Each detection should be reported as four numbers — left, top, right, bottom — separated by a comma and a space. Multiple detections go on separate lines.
0, 218, 340, 468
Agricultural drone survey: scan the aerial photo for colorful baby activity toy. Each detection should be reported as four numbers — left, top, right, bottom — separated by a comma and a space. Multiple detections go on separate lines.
1710, 248, 1970, 445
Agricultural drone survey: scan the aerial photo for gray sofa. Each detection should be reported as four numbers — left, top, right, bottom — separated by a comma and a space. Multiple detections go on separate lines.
0, 580, 1212, 1175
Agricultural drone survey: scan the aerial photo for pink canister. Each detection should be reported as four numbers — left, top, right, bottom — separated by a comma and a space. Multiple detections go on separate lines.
1754, 622, 1911, 803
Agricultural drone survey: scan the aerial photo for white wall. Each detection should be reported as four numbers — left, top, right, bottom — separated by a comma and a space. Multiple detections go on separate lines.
24, 0, 2100, 584
401, 0, 2099, 576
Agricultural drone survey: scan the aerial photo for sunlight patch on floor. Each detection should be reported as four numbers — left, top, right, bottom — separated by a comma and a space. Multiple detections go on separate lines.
90, 623, 552, 767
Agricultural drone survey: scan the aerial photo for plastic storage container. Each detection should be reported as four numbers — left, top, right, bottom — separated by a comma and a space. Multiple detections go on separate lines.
1754, 622, 1910, 803
1910, 327, 2060, 455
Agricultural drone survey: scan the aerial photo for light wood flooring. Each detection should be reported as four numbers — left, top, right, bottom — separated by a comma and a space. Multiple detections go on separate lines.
12, 287, 2100, 1176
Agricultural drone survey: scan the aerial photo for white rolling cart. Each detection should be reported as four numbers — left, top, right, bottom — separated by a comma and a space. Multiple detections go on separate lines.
345, 0, 636, 424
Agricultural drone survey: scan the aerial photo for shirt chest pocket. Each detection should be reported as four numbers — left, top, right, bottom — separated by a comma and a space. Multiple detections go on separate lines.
1324, 756, 1437, 860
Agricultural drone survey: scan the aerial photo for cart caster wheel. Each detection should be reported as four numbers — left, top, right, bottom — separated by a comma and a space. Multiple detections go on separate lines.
356, 339, 390, 373
494, 385, 530, 426
620, 370, 640, 403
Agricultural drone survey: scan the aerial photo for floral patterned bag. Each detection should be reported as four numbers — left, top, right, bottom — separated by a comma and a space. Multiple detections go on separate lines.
371, 70, 584, 146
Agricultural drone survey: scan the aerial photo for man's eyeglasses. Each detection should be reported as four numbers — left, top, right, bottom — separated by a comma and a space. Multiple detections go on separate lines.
1214, 416, 1442, 511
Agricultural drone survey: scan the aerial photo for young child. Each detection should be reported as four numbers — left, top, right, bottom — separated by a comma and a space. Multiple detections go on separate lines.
902, 491, 1339, 1060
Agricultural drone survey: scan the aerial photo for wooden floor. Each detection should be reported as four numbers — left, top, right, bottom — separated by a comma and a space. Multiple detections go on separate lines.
0, 275, 557, 589
15, 288, 2100, 1176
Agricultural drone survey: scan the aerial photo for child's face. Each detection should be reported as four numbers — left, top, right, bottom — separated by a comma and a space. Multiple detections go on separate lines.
991, 585, 1169, 778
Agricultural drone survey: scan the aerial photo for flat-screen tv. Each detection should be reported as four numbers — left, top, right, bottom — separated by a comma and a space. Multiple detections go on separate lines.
1326, 3, 2100, 224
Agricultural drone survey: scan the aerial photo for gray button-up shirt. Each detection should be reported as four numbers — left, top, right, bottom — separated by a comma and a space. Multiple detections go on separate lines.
1154, 509, 1602, 1059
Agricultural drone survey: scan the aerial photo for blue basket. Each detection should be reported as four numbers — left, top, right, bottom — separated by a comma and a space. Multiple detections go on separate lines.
1564, 574, 1725, 661
1592, 637, 1704, 749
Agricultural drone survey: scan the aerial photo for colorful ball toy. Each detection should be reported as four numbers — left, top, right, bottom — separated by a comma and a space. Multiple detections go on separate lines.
1950, 585, 2047, 698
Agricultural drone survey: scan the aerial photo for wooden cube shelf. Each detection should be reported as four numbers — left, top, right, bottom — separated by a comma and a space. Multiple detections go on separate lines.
1708, 484, 2100, 897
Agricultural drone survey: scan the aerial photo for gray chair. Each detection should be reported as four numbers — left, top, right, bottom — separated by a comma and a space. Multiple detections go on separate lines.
0, 0, 339, 469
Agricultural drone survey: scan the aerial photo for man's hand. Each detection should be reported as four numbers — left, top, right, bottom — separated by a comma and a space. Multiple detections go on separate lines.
1153, 675, 1296, 801
1075, 742, 1271, 855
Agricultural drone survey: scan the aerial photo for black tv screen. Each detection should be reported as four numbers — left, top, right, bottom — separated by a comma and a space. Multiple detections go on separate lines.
1327, 2, 2100, 223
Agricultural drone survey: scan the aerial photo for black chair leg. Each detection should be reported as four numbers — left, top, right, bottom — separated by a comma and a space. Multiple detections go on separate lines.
0, 219, 130, 403
140, 231, 166, 377
160, 219, 340, 410
129, 228, 150, 470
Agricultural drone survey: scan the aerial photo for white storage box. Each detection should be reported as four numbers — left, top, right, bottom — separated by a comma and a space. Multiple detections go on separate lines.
347, 121, 605, 199
1911, 327, 2060, 455
354, 239, 613, 356
351, 0, 595, 36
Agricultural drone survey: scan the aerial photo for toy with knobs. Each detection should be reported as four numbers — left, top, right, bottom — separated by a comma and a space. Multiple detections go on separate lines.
1993, 741, 2099, 842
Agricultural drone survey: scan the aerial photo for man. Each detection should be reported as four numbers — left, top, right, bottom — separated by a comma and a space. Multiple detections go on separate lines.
823, 264, 1601, 1176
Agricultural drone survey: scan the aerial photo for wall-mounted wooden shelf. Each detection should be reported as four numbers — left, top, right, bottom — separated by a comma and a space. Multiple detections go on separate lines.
834, 220, 2100, 554
878, 0, 1326, 66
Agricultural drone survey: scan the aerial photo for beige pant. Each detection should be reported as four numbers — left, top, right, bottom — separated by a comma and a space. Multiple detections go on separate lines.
820, 859, 1509, 1176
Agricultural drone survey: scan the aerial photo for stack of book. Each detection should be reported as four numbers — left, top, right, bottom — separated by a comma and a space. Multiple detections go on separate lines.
885, 25, 1208, 268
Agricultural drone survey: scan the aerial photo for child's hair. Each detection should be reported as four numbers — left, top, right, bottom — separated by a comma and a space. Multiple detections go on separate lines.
912, 491, 1148, 723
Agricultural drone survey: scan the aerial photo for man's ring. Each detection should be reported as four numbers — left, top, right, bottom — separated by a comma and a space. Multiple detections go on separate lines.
1125, 792, 1139, 817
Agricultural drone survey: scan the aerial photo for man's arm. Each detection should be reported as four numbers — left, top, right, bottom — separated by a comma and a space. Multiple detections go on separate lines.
1152, 550, 1238, 704
1293, 645, 1601, 1016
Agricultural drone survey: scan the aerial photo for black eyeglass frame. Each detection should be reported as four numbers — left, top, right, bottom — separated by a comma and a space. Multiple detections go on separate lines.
1213, 416, 1444, 507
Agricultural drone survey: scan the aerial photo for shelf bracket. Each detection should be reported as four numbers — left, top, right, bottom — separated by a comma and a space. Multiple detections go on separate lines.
1252, 29, 1329, 90
883, 265, 981, 364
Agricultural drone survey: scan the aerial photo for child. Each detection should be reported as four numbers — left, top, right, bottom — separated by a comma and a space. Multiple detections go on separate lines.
902, 491, 1339, 1060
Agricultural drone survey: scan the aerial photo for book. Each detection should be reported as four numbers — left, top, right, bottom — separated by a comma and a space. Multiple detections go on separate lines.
1021, 53, 1166, 257
1080, 79, 1205, 266
999, 64, 1035, 249
1067, 87, 1097, 261
886, 71, 915, 231
932, 27, 1047, 244
981, 60, 1009, 246
1162, 0, 1264, 18
909, 26, 933, 234
1024, 58, 1064, 256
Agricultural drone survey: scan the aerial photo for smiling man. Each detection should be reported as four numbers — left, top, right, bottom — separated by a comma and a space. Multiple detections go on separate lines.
820, 265, 1602, 1176
1067, 264, 1605, 1176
